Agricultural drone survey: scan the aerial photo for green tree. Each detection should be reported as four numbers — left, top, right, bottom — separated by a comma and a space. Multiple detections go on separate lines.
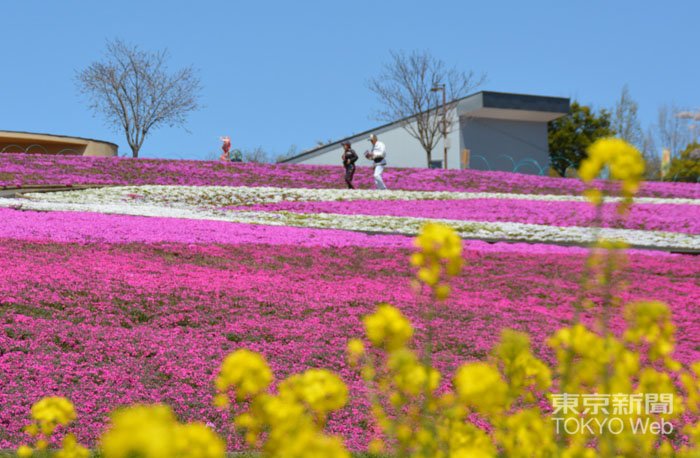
548, 102, 615, 177
666, 142, 700, 182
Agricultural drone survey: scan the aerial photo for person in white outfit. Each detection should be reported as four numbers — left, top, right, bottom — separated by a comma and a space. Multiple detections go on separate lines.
365, 134, 388, 190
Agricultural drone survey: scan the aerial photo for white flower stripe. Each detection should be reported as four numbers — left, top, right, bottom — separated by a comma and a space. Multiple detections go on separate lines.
21, 185, 700, 207
1, 197, 697, 250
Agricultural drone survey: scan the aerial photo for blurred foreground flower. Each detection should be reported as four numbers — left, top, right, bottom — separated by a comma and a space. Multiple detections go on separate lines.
580, 137, 645, 207
411, 222, 463, 299
100, 404, 225, 458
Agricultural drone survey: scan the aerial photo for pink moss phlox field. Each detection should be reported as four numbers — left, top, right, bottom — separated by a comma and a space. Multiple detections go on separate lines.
0, 208, 411, 248
0, 208, 675, 256
1, 235, 698, 450
1, 153, 698, 451
1, 153, 698, 197
236, 199, 700, 234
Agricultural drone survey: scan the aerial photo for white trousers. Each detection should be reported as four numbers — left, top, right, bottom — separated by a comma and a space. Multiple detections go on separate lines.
374, 165, 387, 190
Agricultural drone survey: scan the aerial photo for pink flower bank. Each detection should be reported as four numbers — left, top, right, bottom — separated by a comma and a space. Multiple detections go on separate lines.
0, 153, 697, 450
0, 208, 698, 450
1, 153, 698, 197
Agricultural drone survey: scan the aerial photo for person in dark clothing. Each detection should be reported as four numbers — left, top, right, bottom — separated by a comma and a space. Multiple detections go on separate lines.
341, 141, 358, 189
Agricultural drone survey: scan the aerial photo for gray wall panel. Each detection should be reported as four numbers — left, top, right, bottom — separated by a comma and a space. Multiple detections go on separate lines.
461, 118, 550, 174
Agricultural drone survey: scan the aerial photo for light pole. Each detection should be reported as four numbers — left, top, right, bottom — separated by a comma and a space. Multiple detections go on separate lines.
431, 84, 447, 169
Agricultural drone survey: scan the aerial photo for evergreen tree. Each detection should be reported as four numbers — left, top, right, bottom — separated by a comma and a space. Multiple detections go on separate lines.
548, 102, 615, 177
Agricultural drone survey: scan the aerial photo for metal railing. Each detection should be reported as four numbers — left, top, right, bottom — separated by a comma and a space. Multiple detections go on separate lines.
469, 154, 548, 175
0, 144, 82, 155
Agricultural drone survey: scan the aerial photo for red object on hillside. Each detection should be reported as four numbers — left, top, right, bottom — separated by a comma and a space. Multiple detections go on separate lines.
219, 136, 231, 161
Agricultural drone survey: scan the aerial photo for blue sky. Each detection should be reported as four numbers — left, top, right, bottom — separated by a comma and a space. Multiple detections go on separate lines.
1, 0, 698, 159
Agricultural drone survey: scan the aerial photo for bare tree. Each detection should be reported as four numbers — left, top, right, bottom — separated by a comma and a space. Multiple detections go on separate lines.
610, 86, 666, 180
203, 150, 219, 161
76, 39, 202, 158
640, 127, 662, 180
612, 85, 643, 147
676, 110, 700, 144
275, 144, 299, 163
242, 146, 271, 163
656, 104, 690, 159
368, 50, 485, 166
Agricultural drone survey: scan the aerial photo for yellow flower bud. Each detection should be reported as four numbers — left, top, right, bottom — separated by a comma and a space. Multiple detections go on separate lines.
583, 188, 603, 205
580, 137, 645, 207
346, 338, 365, 361
216, 349, 273, 400
434, 284, 450, 300
368, 438, 385, 454
412, 223, 463, 292
363, 304, 413, 351
23, 424, 38, 437
212, 394, 229, 409
16, 445, 33, 458
396, 423, 412, 442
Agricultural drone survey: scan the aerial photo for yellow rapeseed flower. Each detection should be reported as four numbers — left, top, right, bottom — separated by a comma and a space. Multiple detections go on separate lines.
212, 393, 229, 409
363, 303, 413, 351
55, 433, 89, 458
30, 396, 76, 435
279, 369, 348, 417
493, 329, 552, 397
215, 349, 273, 400
579, 137, 645, 203
16, 445, 33, 458
582, 188, 603, 205
624, 300, 681, 371
266, 428, 350, 458
174, 423, 226, 458
367, 438, 385, 454
256, 394, 307, 429
496, 409, 557, 458
441, 421, 496, 457
412, 222, 463, 299
454, 362, 508, 414
101, 404, 226, 458
346, 338, 365, 366
387, 348, 440, 395
414, 223, 462, 258
99, 404, 177, 458
23, 424, 38, 437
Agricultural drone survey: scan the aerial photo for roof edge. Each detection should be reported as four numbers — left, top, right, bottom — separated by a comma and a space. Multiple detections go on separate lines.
0, 130, 119, 148
280, 90, 569, 163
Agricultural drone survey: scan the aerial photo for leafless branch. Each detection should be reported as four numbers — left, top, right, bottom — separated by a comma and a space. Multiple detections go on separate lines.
657, 104, 691, 159
76, 39, 202, 157
368, 50, 485, 166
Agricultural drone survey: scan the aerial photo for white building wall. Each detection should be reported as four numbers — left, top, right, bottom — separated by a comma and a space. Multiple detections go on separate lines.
288, 118, 462, 169
285, 91, 568, 173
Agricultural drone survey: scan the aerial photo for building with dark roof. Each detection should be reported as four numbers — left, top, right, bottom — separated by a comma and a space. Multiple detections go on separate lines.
281, 91, 569, 174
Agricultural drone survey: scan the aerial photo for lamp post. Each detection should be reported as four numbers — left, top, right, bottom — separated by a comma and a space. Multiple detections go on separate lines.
431, 84, 447, 169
